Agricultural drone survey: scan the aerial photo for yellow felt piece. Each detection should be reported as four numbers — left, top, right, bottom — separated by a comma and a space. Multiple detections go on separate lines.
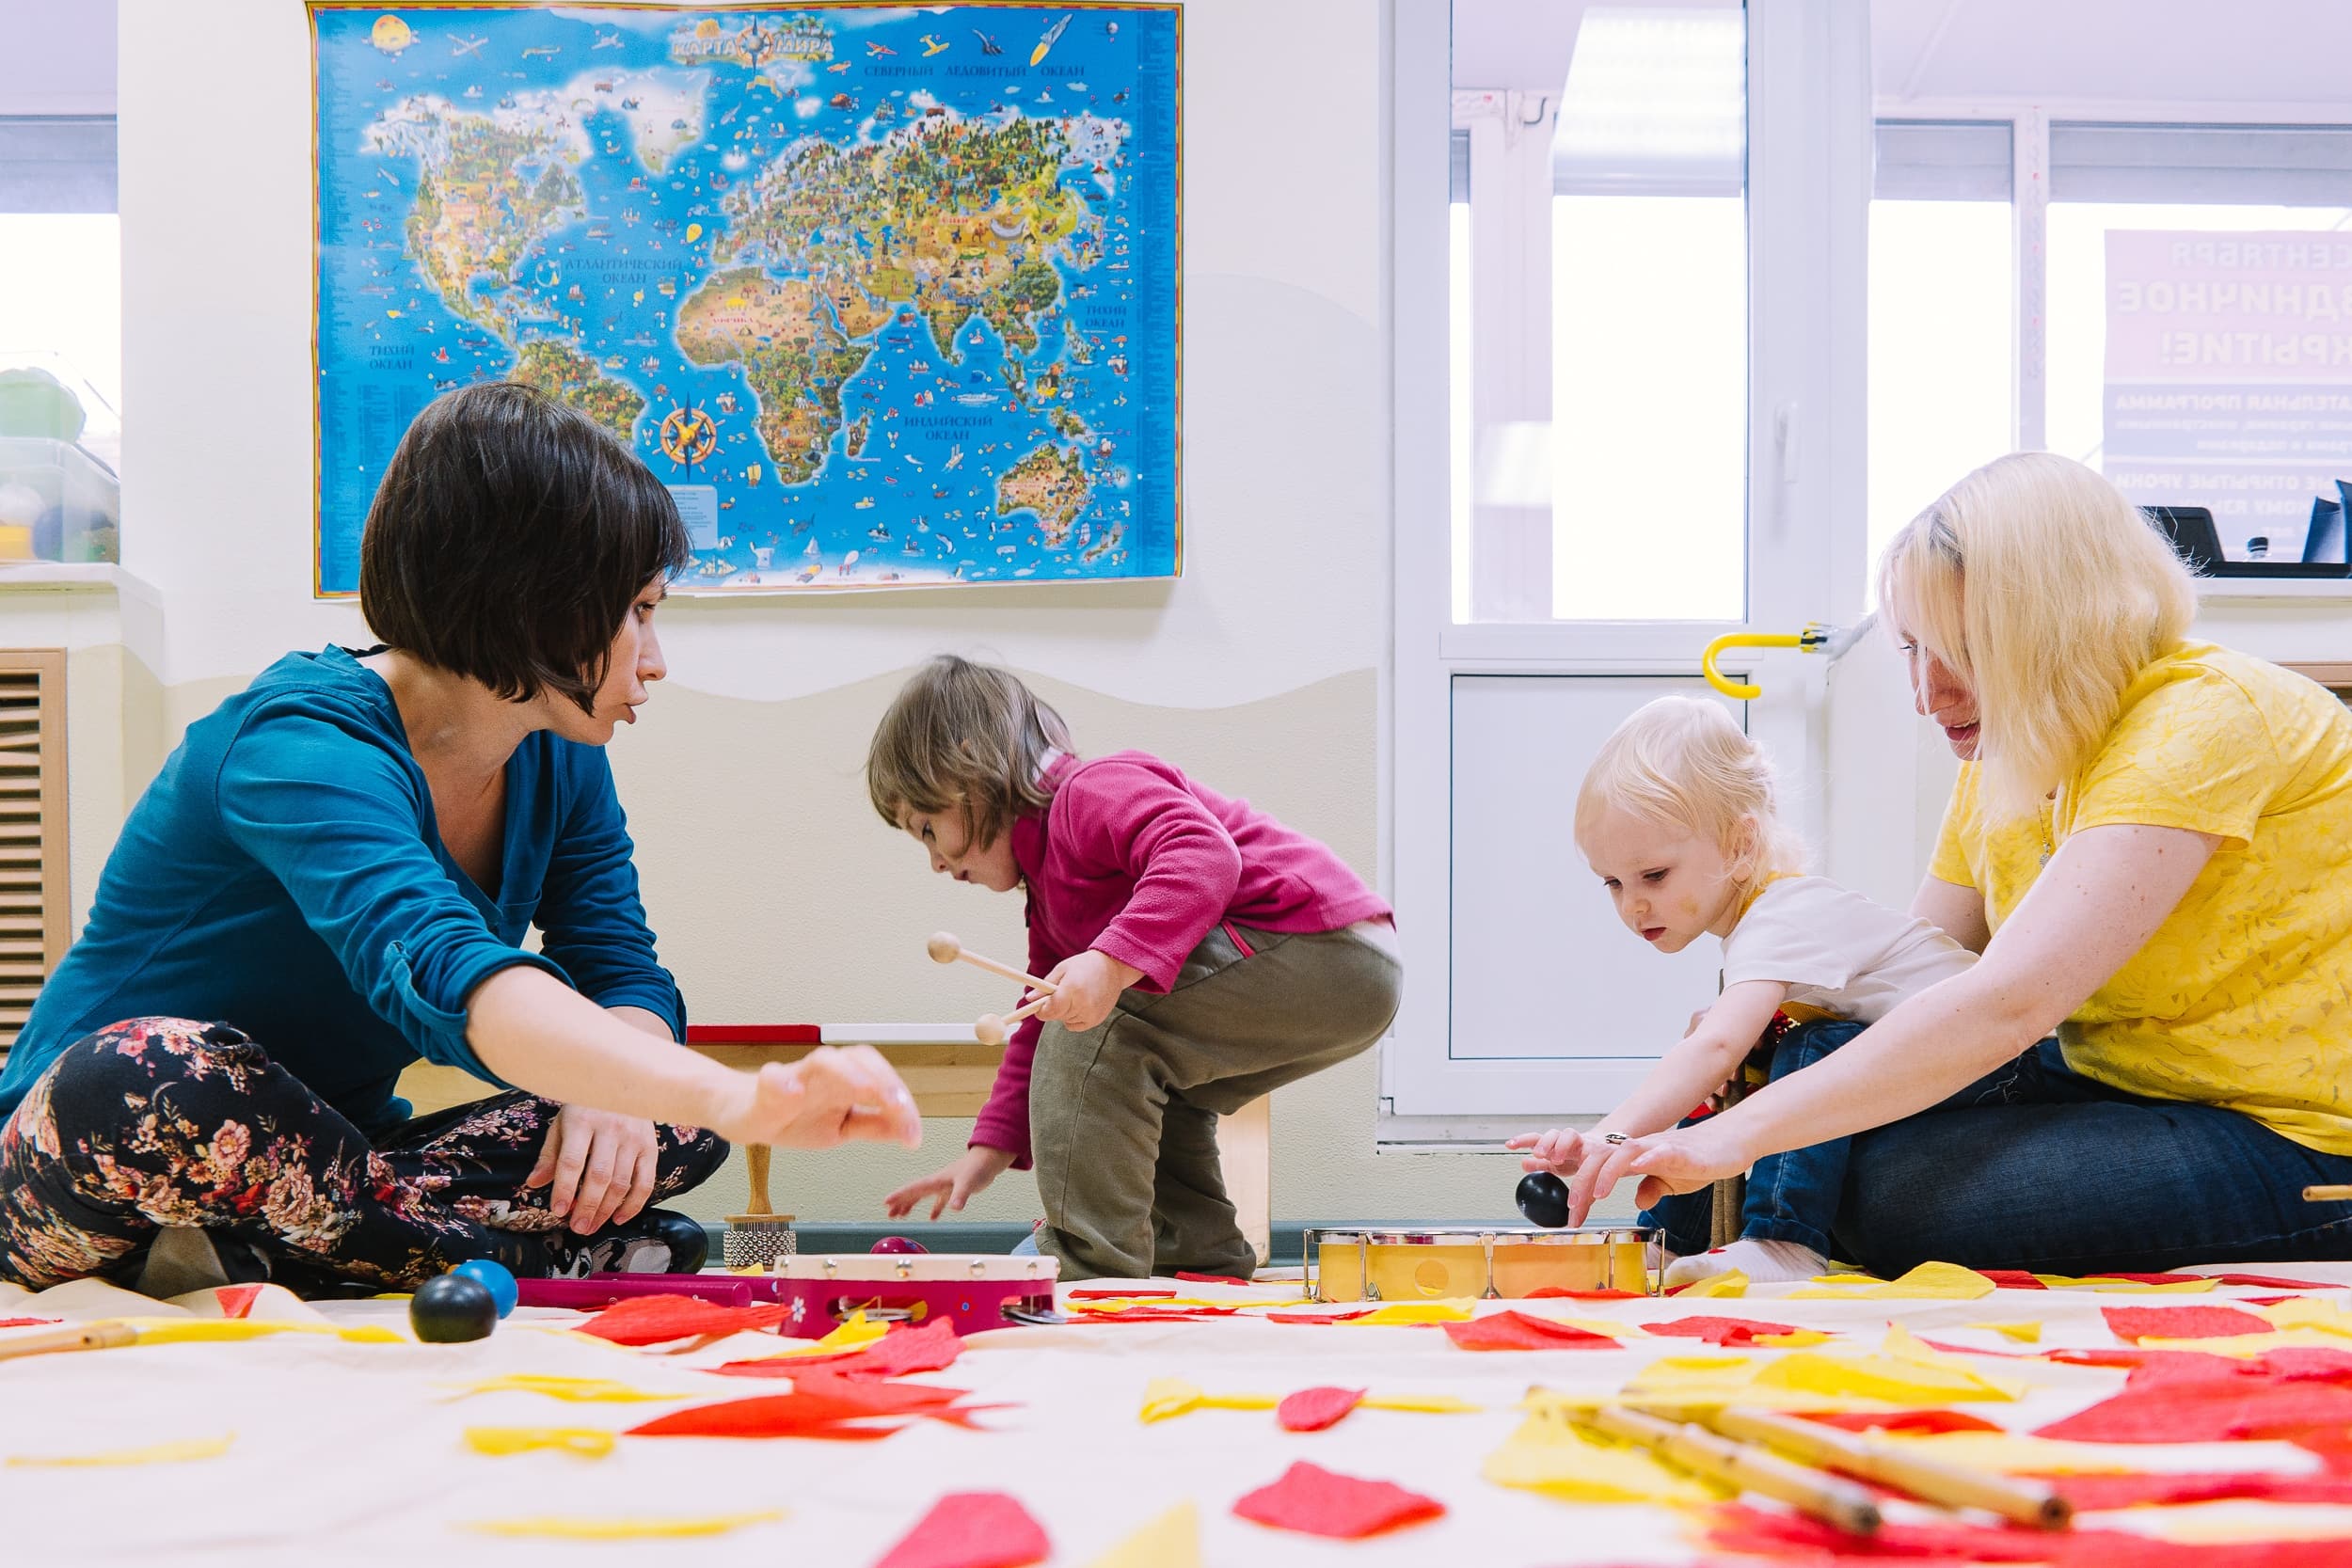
1968, 1322, 2043, 1343
2131, 1511, 2352, 1544
1886, 1430, 2168, 1474
1882, 1320, 1983, 1371
438, 1373, 701, 1403
463, 1427, 616, 1458
2258, 1297, 2352, 1336
1674, 1270, 1749, 1298
1482, 1413, 1722, 1506
1360, 1393, 1481, 1414
113, 1317, 405, 1346
1756, 1350, 2020, 1405
731, 1310, 891, 1361
1755, 1331, 1833, 1348
1085, 1501, 1202, 1568
1786, 1261, 1995, 1301
1811, 1272, 1881, 1285
466, 1510, 786, 1539
1343, 1301, 1476, 1325
1137, 1378, 1281, 1421
2034, 1274, 2216, 1293
1071, 1297, 1238, 1314
7, 1433, 234, 1468
2137, 1327, 2352, 1357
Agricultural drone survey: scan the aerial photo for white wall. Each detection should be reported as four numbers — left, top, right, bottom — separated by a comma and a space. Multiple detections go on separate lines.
112, 0, 1537, 1228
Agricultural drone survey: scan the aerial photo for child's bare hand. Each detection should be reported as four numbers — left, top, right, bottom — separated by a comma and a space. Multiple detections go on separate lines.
883, 1146, 1016, 1220
1505, 1127, 1596, 1177
1031, 949, 1143, 1033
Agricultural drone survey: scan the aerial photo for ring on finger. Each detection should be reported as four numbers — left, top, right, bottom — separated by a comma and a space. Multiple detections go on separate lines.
1601, 1132, 1629, 1146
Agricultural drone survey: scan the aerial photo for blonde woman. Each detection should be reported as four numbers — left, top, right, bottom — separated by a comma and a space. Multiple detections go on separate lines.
1578, 451, 2352, 1275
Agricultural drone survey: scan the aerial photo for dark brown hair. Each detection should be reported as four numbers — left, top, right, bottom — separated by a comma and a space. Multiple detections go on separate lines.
358, 382, 691, 712
866, 656, 1073, 847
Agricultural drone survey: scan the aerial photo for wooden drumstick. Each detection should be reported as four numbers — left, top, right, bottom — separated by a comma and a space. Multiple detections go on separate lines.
926, 932, 1057, 994
975, 992, 1055, 1047
0, 1321, 139, 1363
2306, 1185, 2352, 1202
1579, 1405, 1881, 1535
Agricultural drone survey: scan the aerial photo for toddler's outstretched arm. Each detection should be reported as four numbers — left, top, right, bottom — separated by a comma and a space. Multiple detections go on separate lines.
1505, 979, 1786, 1199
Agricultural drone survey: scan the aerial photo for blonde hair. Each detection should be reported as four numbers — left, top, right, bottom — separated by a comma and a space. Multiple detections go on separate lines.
1575, 696, 1804, 900
1876, 452, 2195, 818
866, 656, 1073, 848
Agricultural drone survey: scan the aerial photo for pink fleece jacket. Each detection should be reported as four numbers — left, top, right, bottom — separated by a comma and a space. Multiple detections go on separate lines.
970, 752, 1391, 1165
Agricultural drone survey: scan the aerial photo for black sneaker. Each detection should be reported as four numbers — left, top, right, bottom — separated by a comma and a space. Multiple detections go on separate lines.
546, 1208, 709, 1277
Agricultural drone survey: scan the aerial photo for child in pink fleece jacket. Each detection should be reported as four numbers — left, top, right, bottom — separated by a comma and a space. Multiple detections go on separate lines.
868, 656, 1402, 1280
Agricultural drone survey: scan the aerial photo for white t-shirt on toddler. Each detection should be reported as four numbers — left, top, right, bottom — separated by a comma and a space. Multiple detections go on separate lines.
1718, 875, 1976, 1022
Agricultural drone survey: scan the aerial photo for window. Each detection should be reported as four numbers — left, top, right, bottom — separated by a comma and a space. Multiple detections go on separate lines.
2047, 125, 2352, 562
0, 117, 120, 564
1867, 120, 2014, 583
1452, 0, 1747, 625
0, 119, 119, 456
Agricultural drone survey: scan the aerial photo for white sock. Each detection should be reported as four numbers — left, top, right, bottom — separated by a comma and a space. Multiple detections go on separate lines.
1663, 1236, 1827, 1287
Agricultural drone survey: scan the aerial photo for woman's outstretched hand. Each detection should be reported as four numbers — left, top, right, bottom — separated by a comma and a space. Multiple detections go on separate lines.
1567, 1118, 1752, 1227
712, 1045, 923, 1151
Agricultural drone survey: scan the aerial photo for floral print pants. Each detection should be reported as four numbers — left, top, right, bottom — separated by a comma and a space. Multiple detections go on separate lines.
0, 1018, 728, 1292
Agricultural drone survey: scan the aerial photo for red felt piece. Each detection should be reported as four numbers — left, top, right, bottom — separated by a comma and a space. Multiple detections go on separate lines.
1976, 1269, 2049, 1290
1277, 1386, 1366, 1433
1079, 1307, 1240, 1323
626, 1378, 977, 1438
2216, 1273, 2338, 1289
1799, 1409, 2006, 1435
1701, 1503, 2062, 1561
2102, 1304, 2273, 1342
1640, 1315, 1810, 1348
2043, 1346, 2169, 1370
2245, 1294, 2301, 1307
1232, 1461, 1445, 1539
872, 1492, 1050, 1568
2253, 1346, 2352, 1383
1443, 1311, 1620, 1351
816, 1319, 963, 1381
2045, 1470, 2352, 1511
624, 1398, 905, 1440
1526, 1287, 1644, 1299
2122, 1351, 2259, 1386
576, 1293, 792, 1345
2089, 1273, 2212, 1287
214, 1284, 263, 1320
1174, 1271, 1248, 1286
0, 1317, 59, 1329
2035, 1377, 2352, 1443
1069, 1288, 1177, 1299
1264, 1309, 1374, 1324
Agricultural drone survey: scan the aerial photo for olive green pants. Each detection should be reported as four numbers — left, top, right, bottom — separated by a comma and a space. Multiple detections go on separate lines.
1030, 921, 1403, 1281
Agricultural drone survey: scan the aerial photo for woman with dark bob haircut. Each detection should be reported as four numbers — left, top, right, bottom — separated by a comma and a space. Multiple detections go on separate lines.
0, 384, 917, 1295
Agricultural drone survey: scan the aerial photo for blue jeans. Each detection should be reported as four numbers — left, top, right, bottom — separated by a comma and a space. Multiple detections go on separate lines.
1643, 1020, 2352, 1275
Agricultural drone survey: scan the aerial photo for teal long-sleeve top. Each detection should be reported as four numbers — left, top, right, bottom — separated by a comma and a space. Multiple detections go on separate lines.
0, 646, 686, 1141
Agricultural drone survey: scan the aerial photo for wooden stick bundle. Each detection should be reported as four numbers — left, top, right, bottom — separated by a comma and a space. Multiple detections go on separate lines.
1693, 1406, 2070, 1529
1576, 1404, 1883, 1535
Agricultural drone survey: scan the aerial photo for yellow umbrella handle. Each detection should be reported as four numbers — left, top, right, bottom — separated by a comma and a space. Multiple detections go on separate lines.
1700, 632, 1806, 701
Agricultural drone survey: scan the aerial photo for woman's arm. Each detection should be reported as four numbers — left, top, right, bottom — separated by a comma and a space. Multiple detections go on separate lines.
469, 966, 922, 1149
1913, 874, 1992, 955
1573, 822, 2217, 1213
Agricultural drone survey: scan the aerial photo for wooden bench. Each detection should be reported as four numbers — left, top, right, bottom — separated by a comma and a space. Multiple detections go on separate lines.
395, 1024, 1274, 1265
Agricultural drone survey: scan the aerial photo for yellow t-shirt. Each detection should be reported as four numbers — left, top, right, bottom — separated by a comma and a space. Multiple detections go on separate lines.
1928, 641, 2352, 1154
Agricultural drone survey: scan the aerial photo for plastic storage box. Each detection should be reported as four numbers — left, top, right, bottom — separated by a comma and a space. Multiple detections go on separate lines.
0, 436, 119, 564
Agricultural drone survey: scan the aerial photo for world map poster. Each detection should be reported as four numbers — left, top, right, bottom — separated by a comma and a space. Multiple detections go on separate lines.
311, 4, 1181, 594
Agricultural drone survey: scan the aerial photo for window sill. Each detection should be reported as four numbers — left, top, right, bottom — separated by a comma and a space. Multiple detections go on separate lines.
2197, 577, 2352, 604
0, 562, 131, 594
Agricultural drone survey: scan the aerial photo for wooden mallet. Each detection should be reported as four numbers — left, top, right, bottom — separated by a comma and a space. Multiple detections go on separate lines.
928, 931, 1057, 1046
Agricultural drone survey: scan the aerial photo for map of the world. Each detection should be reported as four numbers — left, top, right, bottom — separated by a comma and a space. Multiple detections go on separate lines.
311, 5, 1180, 594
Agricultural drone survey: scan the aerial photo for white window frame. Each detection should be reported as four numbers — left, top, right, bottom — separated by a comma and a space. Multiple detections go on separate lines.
1384, 0, 1873, 1123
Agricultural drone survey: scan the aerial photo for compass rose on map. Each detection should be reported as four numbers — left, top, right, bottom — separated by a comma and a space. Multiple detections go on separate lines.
658, 404, 718, 470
